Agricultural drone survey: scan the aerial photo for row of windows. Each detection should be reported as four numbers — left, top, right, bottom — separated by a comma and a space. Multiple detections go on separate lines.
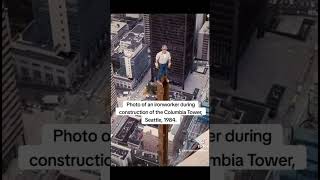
57, 6, 67, 48
20, 61, 65, 74
20, 67, 67, 86
116, 82, 132, 89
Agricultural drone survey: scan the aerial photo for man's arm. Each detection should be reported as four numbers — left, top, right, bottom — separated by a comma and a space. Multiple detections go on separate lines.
155, 52, 160, 69
168, 52, 172, 68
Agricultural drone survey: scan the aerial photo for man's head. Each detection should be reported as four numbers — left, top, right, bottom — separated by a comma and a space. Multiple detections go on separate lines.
161, 45, 168, 53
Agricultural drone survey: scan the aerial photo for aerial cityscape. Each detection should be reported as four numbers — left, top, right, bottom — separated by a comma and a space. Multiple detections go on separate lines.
211, 0, 318, 179
110, 14, 210, 166
1, 0, 318, 180
3, 0, 107, 179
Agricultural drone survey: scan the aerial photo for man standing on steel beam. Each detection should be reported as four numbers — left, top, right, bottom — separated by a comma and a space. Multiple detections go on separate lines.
155, 45, 172, 86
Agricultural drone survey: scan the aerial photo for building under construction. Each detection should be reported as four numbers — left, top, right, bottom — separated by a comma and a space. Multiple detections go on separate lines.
211, 0, 269, 89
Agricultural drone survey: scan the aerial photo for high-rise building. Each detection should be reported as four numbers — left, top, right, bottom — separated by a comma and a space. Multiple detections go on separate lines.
111, 21, 129, 54
111, 66, 117, 115
149, 14, 196, 89
111, 142, 132, 166
32, 0, 107, 69
195, 14, 205, 35
211, 0, 268, 89
143, 14, 150, 45
194, 14, 205, 56
111, 14, 126, 20
2, 3, 24, 172
196, 21, 209, 60
31, 0, 52, 43
113, 24, 150, 90
125, 14, 142, 19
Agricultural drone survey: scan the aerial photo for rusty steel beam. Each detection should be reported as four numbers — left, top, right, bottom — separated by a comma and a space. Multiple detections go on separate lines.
156, 76, 169, 166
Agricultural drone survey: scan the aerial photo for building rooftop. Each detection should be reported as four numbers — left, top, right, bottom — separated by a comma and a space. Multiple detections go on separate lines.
177, 130, 209, 166
12, 44, 77, 67
111, 21, 128, 34
128, 126, 144, 146
114, 117, 138, 142
111, 143, 130, 160
11, 21, 78, 67
131, 24, 144, 34
120, 24, 144, 50
113, 44, 148, 79
212, 91, 270, 124
169, 90, 194, 101
131, 149, 159, 166
143, 125, 174, 142
18, 20, 53, 49
199, 21, 209, 34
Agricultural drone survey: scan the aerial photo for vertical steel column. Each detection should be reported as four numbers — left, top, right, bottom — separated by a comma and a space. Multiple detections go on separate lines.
157, 76, 169, 166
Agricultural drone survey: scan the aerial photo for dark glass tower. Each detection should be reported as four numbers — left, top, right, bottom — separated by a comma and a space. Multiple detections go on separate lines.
149, 14, 195, 89
211, 0, 268, 90
31, 0, 108, 69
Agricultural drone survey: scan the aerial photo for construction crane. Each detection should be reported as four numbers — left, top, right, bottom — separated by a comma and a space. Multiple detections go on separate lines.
156, 75, 169, 166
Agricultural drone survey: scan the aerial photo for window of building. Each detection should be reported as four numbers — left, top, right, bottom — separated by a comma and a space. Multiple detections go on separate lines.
45, 73, 54, 84
61, 20, 64, 24
33, 70, 42, 81
20, 60, 28, 64
32, 63, 40, 67
21, 67, 29, 77
61, 28, 64, 32
56, 69, 65, 74
44, 66, 53, 70
58, 76, 66, 86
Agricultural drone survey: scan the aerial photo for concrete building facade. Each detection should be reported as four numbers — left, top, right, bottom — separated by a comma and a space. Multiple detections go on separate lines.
113, 24, 150, 90
111, 65, 117, 115
12, 35, 80, 89
111, 142, 132, 166
142, 14, 150, 45
196, 21, 209, 61
111, 21, 129, 54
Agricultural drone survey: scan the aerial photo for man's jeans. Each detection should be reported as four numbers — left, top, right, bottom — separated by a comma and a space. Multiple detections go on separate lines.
157, 63, 168, 81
